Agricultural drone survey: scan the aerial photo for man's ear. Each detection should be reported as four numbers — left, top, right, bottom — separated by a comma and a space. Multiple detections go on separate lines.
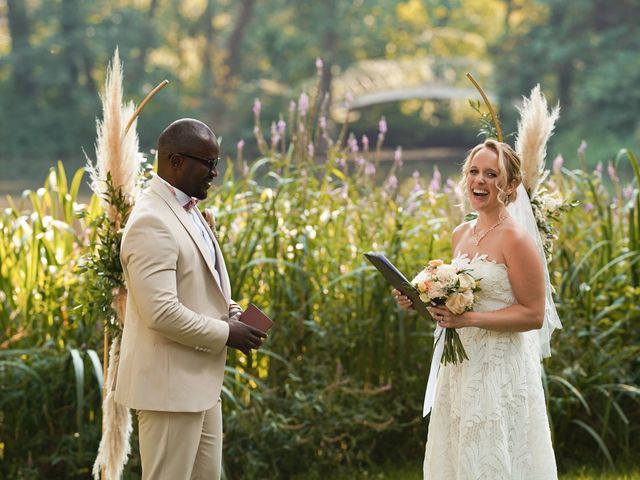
170, 154, 182, 169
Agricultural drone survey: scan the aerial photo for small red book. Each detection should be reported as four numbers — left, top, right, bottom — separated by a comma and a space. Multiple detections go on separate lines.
239, 303, 274, 332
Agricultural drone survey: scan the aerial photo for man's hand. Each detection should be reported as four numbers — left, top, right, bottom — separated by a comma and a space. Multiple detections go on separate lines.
226, 319, 267, 355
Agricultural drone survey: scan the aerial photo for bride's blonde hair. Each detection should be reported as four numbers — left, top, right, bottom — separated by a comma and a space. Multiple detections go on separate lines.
461, 139, 522, 206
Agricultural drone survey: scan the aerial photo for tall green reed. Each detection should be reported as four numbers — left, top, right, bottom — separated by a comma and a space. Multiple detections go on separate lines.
0, 85, 638, 477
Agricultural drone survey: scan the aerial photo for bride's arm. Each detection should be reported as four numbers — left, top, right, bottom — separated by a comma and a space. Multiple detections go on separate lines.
434, 226, 545, 332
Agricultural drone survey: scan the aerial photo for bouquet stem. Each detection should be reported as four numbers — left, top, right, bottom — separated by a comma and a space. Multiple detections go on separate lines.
441, 328, 468, 365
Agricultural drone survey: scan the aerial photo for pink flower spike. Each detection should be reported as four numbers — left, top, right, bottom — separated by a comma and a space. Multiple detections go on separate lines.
553, 154, 564, 174
578, 140, 587, 156
607, 162, 617, 182
594, 162, 603, 178
316, 58, 323, 74
623, 185, 634, 200
252, 98, 261, 116
365, 162, 376, 176
278, 119, 286, 136
348, 134, 359, 153
379, 116, 388, 135
362, 135, 369, 150
430, 166, 442, 192
319, 116, 327, 130
394, 146, 403, 166
237, 139, 245, 151
299, 92, 309, 116
289, 100, 296, 112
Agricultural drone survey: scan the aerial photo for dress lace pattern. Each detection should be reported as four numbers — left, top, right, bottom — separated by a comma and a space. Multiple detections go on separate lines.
423, 254, 557, 480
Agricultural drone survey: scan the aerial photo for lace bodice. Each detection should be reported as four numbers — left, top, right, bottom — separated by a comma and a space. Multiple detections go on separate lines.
452, 253, 515, 311
423, 254, 557, 479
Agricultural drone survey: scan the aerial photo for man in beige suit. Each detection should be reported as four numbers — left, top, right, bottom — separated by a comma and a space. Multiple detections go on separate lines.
115, 118, 266, 479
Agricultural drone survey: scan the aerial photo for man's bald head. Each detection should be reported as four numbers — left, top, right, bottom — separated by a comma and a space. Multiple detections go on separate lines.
156, 118, 220, 199
157, 118, 217, 164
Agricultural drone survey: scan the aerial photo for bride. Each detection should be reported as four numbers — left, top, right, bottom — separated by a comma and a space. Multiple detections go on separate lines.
394, 138, 559, 479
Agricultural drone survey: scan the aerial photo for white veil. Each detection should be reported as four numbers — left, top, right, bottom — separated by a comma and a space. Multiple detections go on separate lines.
507, 184, 562, 358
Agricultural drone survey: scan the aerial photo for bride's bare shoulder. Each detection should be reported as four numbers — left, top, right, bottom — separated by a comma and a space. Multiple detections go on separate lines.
453, 219, 474, 236
501, 219, 538, 255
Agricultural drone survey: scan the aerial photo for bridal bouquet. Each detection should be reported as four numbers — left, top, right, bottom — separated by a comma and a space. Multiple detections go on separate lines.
411, 259, 480, 365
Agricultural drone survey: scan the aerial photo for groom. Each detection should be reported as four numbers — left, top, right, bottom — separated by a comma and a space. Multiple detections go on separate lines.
114, 118, 266, 479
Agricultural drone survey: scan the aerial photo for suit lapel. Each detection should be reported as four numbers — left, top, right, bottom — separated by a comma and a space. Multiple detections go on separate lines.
149, 176, 229, 302
193, 208, 231, 300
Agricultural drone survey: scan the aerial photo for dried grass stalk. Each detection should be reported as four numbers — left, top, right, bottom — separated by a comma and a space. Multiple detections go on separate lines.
92, 336, 132, 480
515, 84, 560, 197
86, 48, 143, 224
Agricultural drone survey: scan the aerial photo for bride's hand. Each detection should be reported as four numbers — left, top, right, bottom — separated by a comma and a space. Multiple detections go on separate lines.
392, 289, 414, 310
431, 305, 470, 328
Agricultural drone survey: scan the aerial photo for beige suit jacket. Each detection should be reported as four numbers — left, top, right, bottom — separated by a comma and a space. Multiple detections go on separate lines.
115, 175, 236, 412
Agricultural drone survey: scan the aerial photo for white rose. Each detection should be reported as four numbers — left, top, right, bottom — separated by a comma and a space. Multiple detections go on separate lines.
436, 264, 458, 287
457, 272, 476, 290
428, 281, 446, 300
445, 290, 474, 315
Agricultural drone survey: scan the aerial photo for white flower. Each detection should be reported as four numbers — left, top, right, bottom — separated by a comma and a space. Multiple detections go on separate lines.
435, 264, 458, 287
428, 281, 446, 300
457, 272, 475, 290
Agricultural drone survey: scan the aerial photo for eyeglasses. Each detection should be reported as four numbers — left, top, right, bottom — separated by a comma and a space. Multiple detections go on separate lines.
173, 152, 219, 170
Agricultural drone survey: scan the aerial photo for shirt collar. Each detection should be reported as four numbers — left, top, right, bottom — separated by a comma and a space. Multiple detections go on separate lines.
156, 174, 194, 209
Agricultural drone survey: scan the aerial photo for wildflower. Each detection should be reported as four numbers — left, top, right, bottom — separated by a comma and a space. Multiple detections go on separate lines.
319, 116, 327, 130
444, 178, 455, 194
362, 135, 369, 151
430, 166, 441, 193
379, 116, 388, 135
623, 185, 634, 201
394, 146, 403, 166
299, 92, 309, 117
384, 174, 398, 192
594, 162, 603, 179
278, 119, 286, 136
607, 162, 618, 182
412, 171, 421, 193
365, 162, 376, 176
252, 98, 261, 116
553, 154, 564, 174
236, 139, 245, 152
348, 134, 359, 153
289, 100, 296, 113
578, 140, 587, 156
316, 58, 323, 75
583, 202, 594, 212
308, 143, 314, 157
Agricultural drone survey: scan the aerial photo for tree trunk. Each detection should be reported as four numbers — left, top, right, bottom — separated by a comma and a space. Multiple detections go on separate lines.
201, 0, 216, 99
224, 0, 256, 80
133, 0, 160, 88
6, 0, 36, 96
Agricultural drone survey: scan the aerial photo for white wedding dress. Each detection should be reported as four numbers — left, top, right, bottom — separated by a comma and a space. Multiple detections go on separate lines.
423, 254, 557, 480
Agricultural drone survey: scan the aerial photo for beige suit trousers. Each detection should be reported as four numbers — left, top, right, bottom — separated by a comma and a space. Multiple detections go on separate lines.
137, 400, 222, 480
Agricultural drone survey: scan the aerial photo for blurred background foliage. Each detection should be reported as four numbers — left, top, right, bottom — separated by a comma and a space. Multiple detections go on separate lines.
1, 0, 639, 194
1, 0, 640, 478
1, 100, 639, 477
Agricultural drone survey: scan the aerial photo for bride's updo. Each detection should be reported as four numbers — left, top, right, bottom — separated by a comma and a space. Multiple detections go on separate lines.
462, 139, 522, 206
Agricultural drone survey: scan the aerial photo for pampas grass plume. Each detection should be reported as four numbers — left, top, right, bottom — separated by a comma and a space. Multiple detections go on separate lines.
515, 85, 560, 197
